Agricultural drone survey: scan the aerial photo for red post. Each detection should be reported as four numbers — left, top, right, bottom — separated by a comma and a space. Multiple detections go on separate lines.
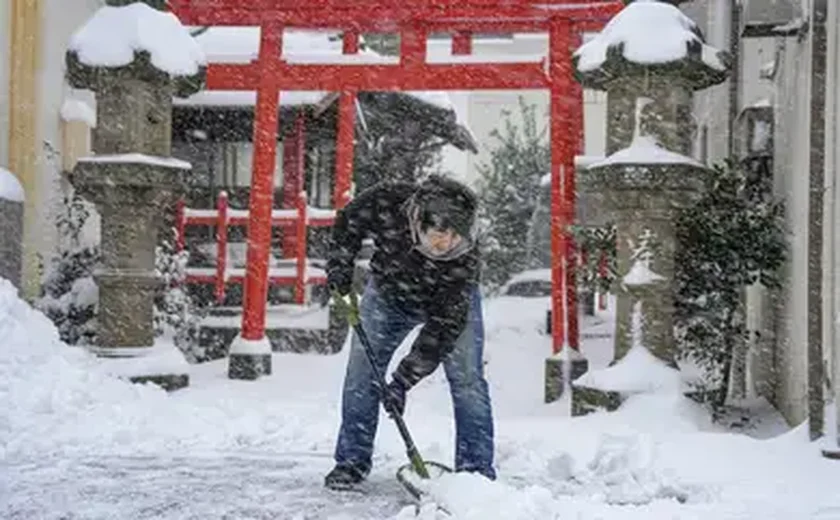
294, 191, 308, 304
452, 31, 472, 55
282, 109, 306, 258
400, 22, 426, 69
241, 22, 282, 341
175, 197, 186, 252
549, 15, 574, 354
343, 30, 360, 54
332, 30, 361, 209
214, 191, 229, 304
564, 32, 584, 351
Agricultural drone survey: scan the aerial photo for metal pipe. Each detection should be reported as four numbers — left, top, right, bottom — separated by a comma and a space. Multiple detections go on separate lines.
727, 0, 741, 157
808, 0, 828, 441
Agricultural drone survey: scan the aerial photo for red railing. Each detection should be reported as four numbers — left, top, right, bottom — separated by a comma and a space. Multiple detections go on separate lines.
175, 191, 336, 305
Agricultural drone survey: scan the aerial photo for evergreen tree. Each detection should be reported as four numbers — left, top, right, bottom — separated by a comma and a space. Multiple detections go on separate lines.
37, 187, 101, 345
573, 158, 786, 417
674, 158, 786, 411
476, 97, 550, 290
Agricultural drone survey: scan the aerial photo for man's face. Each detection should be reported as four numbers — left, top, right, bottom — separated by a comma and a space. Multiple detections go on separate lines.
422, 228, 463, 256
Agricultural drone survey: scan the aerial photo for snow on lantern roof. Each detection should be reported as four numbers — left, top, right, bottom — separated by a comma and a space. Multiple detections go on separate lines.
0, 168, 25, 203
589, 135, 703, 168
573, 344, 683, 394
574, 0, 727, 73
68, 3, 206, 77
60, 98, 97, 128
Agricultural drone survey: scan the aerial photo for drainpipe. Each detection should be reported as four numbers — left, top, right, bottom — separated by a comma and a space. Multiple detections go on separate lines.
808, 0, 828, 441
727, 0, 741, 158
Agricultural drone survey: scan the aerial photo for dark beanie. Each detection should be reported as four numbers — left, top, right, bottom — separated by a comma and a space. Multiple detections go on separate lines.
413, 175, 477, 237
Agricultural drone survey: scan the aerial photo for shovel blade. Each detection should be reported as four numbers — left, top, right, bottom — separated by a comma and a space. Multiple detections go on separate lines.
396, 461, 452, 501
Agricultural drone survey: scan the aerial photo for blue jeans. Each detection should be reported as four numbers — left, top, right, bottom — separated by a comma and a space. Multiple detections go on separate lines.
334, 280, 496, 480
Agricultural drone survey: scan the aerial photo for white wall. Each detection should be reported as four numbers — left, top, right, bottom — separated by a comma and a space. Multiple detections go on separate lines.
741, 38, 777, 108
434, 34, 608, 187
34, 0, 102, 265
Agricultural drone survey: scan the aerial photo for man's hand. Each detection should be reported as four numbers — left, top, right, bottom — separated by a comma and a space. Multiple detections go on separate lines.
321, 269, 354, 307
329, 269, 353, 296
382, 377, 407, 417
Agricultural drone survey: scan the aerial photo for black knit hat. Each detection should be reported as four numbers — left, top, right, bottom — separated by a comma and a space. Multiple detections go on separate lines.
411, 175, 477, 238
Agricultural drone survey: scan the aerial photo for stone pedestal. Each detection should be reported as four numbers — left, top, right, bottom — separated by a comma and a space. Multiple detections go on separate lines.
544, 349, 589, 403
65, 1, 205, 391
573, 159, 707, 413
582, 160, 707, 360
73, 157, 191, 353
228, 337, 273, 380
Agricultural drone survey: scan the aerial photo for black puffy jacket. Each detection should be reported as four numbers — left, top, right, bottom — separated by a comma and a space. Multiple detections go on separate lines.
327, 176, 480, 387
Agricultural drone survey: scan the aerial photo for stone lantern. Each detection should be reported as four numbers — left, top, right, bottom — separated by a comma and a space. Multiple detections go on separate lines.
65, 1, 206, 390
571, 0, 730, 414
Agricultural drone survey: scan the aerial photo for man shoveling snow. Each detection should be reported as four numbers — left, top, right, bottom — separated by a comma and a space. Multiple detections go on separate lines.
323, 174, 496, 490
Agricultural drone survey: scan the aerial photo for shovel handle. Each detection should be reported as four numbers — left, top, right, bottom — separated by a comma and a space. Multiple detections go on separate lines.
333, 290, 432, 480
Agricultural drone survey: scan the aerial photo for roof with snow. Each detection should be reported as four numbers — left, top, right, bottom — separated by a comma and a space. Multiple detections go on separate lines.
573, 0, 729, 91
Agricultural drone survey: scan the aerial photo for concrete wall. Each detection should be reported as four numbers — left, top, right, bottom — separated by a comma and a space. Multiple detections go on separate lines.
824, 0, 840, 427
772, 32, 812, 424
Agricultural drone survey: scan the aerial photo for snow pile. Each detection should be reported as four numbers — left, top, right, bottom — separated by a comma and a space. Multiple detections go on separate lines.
0, 167, 24, 202
574, 344, 682, 394
69, 3, 206, 76
622, 260, 665, 286
575, 301, 683, 394
564, 433, 690, 505
394, 414, 700, 519
0, 278, 169, 458
575, 0, 726, 72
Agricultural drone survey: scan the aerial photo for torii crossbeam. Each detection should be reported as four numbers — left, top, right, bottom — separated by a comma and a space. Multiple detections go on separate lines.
169, 0, 623, 371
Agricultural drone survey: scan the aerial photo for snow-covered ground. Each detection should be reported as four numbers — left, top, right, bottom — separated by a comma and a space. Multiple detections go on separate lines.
3, 278, 840, 519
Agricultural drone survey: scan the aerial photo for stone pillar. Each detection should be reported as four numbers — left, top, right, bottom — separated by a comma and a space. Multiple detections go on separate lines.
65, 1, 205, 391
571, 0, 730, 414
0, 168, 24, 291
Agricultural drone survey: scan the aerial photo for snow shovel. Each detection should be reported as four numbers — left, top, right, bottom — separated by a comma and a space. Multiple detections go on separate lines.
332, 291, 452, 501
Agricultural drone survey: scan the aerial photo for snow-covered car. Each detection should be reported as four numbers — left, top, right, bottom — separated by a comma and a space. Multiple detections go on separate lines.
498, 268, 553, 298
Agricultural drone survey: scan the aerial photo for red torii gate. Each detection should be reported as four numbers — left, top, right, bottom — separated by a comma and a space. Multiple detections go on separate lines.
169, 0, 622, 356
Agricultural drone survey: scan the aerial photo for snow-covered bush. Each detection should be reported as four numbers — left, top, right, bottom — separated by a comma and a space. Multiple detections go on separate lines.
36, 188, 101, 346
153, 234, 205, 362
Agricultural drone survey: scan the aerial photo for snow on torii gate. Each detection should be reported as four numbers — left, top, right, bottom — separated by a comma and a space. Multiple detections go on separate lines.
169, 0, 623, 356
